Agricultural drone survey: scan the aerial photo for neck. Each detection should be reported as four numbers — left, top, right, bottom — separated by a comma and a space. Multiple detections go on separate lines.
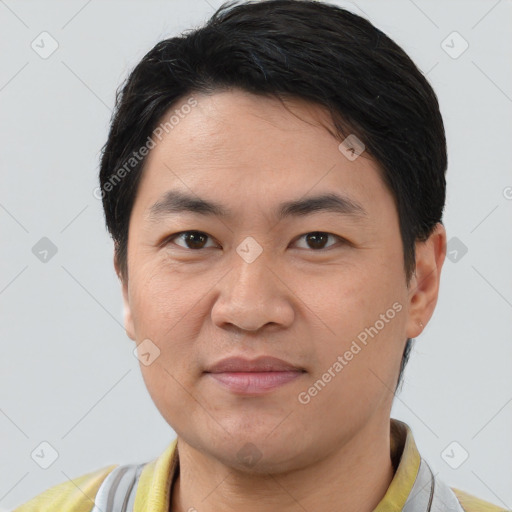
170, 418, 395, 512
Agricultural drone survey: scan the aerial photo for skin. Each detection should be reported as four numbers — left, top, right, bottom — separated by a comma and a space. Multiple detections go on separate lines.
116, 88, 446, 512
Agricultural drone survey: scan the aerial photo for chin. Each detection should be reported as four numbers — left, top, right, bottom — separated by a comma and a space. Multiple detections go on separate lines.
207, 428, 311, 474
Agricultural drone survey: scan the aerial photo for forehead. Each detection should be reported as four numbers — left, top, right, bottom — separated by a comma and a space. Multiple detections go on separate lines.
132, 89, 394, 224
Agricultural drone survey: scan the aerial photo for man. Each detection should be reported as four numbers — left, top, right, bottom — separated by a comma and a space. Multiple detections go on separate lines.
13, 0, 508, 511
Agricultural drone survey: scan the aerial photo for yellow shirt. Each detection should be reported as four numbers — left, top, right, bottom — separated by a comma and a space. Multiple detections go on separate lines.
12, 419, 508, 512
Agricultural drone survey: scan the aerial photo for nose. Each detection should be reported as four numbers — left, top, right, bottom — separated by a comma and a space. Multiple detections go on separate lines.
210, 249, 295, 333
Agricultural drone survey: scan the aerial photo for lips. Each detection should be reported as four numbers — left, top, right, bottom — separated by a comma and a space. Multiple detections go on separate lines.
204, 356, 305, 394
205, 355, 304, 373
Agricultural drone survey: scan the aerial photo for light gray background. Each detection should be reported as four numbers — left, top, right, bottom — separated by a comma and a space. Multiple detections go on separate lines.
1, 0, 511, 510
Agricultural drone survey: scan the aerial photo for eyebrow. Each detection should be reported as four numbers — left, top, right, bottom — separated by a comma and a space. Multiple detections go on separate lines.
148, 189, 367, 223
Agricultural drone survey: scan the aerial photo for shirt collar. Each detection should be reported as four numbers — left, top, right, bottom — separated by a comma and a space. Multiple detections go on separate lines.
134, 418, 421, 512
374, 419, 422, 511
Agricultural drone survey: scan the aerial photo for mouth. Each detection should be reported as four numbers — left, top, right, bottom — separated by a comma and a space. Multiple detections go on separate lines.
204, 356, 306, 395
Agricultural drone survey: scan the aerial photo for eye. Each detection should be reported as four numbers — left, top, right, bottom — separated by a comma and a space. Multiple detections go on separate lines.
163, 230, 347, 251
165, 231, 218, 250
293, 231, 345, 250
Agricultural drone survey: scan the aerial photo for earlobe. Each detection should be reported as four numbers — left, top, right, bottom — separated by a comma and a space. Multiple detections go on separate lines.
113, 253, 136, 342
405, 223, 447, 339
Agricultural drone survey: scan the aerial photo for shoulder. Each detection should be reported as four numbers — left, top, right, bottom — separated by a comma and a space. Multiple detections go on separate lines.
12, 464, 118, 512
452, 487, 511, 512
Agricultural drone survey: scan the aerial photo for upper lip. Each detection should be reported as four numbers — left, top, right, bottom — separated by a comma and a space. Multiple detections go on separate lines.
205, 356, 304, 373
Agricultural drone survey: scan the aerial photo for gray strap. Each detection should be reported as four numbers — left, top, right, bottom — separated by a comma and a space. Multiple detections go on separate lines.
430, 474, 465, 512
403, 458, 434, 512
91, 463, 145, 512
403, 457, 465, 512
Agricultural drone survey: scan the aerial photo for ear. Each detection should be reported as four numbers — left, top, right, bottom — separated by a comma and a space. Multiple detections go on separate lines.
114, 252, 136, 341
405, 223, 447, 338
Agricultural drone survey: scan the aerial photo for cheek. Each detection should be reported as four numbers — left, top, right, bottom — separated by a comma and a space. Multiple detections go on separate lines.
129, 259, 198, 340
139, 360, 197, 432
300, 262, 407, 385
129, 261, 205, 427
128, 259, 210, 398
301, 263, 400, 336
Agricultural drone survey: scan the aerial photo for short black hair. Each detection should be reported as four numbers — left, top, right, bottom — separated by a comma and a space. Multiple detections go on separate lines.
99, 0, 447, 392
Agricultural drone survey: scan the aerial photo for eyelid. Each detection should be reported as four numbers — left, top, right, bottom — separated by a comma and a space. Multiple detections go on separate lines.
163, 231, 220, 249
292, 232, 347, 250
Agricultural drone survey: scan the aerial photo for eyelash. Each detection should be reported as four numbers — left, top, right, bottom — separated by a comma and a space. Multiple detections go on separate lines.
163, 230, 348, 251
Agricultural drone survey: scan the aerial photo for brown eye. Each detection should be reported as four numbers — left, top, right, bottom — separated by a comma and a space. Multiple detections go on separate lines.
167, 231, 217, 250
294, 232, 343, 250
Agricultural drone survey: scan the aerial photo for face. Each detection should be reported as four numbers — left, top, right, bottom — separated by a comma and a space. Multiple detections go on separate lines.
118, 89, 443, 473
